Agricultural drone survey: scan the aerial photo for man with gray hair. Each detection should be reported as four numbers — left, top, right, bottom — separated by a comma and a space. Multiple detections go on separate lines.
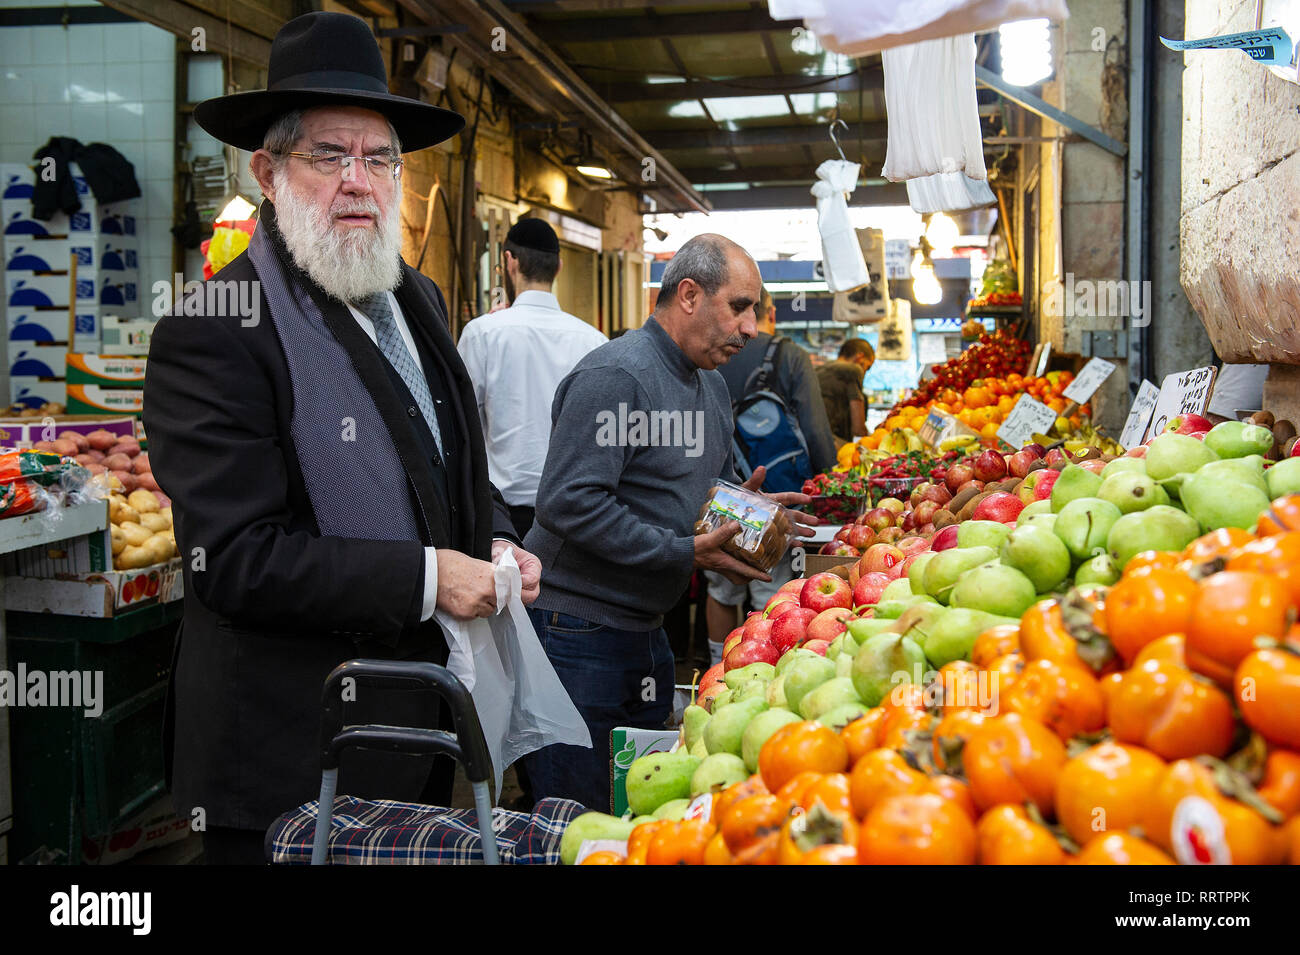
522, 233, 818, 810
143, 12, 540, 863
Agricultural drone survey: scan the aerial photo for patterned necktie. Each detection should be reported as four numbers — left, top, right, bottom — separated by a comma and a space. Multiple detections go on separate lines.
356, 292, 444, 458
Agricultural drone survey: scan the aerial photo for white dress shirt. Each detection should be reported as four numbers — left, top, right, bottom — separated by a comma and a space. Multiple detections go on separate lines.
347, 292, 511, 623
457, 289, 608, 507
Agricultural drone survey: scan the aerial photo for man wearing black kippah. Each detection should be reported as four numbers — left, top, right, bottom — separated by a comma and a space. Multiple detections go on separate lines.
458, 217, 607, 541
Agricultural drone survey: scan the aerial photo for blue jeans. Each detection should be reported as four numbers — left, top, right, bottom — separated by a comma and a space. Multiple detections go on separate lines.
523, 609, 674, 812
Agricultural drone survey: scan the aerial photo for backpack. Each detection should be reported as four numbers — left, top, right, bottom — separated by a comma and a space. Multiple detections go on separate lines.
732, 336, 813, 494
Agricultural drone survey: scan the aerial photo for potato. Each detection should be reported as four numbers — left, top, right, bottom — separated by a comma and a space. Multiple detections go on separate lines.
75, 453, 96, 466
32, 441, 58, 452
57, 431, 90, 452
104, 453, 132, 472
136, 471, 160, 492
86, 429, 118, 451
117, 504, 141, 526
140, 512, 170, 532
141, 534, 173, 564
86, 449, 105, 463
119, 521, 151, 547
108, 496, 124, 522
108, 441, 140, 458
116, 544, 153, 570
110, 469, 136, 492
85, 463, 106, 475
161, 506, 172, 523
127, 489, 160, 514
110, 524, 126, 556
133, 452, 151, 473
49, 438, 78, 457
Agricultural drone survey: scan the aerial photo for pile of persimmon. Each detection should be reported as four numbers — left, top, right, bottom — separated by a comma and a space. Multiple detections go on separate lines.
585, 502, 1300, 865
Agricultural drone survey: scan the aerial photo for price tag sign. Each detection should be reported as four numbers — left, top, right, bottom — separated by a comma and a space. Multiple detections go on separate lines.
1062, 357, 1117, 404
1119, 380, 1160, 449
1034, 342, 1052, 377
1147, 366, 1218, 439
997, 394, 1058, 450
917, 410, 951, 449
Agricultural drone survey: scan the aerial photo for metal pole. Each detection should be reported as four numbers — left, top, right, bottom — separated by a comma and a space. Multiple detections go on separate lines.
309, 769, 338, 865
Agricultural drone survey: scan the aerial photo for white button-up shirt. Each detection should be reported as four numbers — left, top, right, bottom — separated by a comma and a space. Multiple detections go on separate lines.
457, 289, 608, 507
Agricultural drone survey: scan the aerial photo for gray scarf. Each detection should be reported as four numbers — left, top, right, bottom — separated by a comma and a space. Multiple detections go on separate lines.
246, 222, 420, 542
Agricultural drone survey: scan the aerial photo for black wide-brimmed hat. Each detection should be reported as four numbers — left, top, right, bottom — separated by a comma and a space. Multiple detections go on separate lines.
193, 11, 465, 153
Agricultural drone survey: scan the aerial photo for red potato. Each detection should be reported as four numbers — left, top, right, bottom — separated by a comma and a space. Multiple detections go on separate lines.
85, 463, 107, 475
136, 471, 160, 492
155, 492, 171, 508
108, 441, 140, 458
86, 429, 118, 451
57, 431, 90, 452
32, 441, 57, 452
110, 469, 137, 492
103, 453, 132, 472
50, 439, 79, 457
75, 453, 96, 465
86, 449, 105, 463
132, 452, 150, 473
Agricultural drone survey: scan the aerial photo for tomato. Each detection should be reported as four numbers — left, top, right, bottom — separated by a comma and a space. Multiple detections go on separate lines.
1235, 648, 1300, 750
963, 713, 1068, 816
1001, 658, 1106, 741
1108, 660, 1236, 760
1074, 832, 1175, 864
971, 624, 1020, 668
1105, 569, 1196, 665
645, 818, 713, 866
857, 793, 977, 865
759, 721, 849, 793
931, 708, 987, 774
841, 709, 887, 765
1187, 571, 1291, 686
1132, 633, 1186, 668
1054, 742, 1166, 845
1228, 532, 1300, 605
578, 850, 624, 865
1257, 749, 1300, 819
848, 748, 925, 819
1144, 759, 1285, 865
719, 794, 794, 855
976, 804, 1067, 864
777, 804, 859, 864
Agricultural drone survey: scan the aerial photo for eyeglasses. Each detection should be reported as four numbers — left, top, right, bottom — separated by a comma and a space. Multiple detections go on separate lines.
282, 151, 404, 182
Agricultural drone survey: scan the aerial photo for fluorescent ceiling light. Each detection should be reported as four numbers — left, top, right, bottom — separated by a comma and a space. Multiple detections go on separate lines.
999, 19, 1053, 86
701, 95, 792, 121
575, 164, 614, 180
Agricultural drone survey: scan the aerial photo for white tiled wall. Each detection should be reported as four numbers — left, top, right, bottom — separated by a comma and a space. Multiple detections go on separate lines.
0, 13, 176, 296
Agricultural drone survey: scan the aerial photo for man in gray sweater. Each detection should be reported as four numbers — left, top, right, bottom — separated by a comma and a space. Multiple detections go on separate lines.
522, 234, 815, 810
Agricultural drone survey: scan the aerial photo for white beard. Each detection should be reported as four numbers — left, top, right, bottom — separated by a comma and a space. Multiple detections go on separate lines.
272, 168, 403, 304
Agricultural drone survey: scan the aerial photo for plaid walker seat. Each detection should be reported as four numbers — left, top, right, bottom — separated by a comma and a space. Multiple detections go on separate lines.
266, 659, 584, 865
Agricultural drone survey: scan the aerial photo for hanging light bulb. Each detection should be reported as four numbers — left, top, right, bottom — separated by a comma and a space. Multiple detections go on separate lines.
913, 261, 943, 305
999, 19, 1053, 87
925, 212, 959, 256
216, 194, 256, 222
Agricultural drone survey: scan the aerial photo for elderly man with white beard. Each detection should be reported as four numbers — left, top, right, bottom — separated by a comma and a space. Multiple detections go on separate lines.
143, 12, 539, 864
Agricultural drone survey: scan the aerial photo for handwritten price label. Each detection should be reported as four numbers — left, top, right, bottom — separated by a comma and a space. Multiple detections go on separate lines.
1148, 366, 1218, 438
1119, 380, 1160, 449
1062, 358, 1117, 404
997, 395, 1058, 450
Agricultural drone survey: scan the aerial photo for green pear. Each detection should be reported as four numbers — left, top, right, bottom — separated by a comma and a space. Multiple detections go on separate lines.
625, 751, 701, 816
765, 674, 788, 709
872, 594, 939, 618
957, 520, 1014, 550
560, 812, 637, 864
907, 551, 937, 591
798, 677, 862, 721
1024, 513, 1058, 532
1000, 523, 1072, 592
949, 563, 1038, 619
1016, 499, 1053, 525
653, 798, 691, 820
683, 704, 710, 750
741, 708, 803, 772
1204, 421, 1274, 458
919, 608, 1021, 668
776, 647, 820, 676
703, 697, 767, 755
826, 634, 847, 661
1101, 457, 1147, 479
1098, 471, 1169, 514
1054, 497, 1123, 561
816, 702, 870, 732
690, 752, 748, 797
689, 738, 709, 758
1180, 473, 1271, 532
733, 679, 768, 702
1145, 433, 1218, 481
725, 662, 775, 690
1050, 464, 1104, 512
1074, 552, 1120, 586
895, 601, 951, 646
1194, 458, 1268, 496
710, 688, 734, 711
880, 577, 914, 601
1107, 505, 1202, 568
782, 655, 836, 715
847, 617, 899, 642
835, 651, 855, 678
1267, 457, 1300, 498
923, 546, 998, 603
852, 631, 927, 706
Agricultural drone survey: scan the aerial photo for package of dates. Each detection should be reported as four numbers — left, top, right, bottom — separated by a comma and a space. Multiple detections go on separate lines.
693, 479, 792, 572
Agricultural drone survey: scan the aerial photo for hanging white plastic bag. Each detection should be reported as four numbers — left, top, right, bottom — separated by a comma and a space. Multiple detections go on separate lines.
811, 159, 869, 293
439, 548, 592, 798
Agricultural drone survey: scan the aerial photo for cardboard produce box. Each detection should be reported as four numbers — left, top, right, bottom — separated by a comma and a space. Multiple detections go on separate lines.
8, 307, 100, 347
3, 558, 183, 618
8, 343, 67, 378
66, 353, 146, 388
66, 384, 143, 416
100, 316, 156, 355
0, 415, 137, 448
609, 727, 680, 816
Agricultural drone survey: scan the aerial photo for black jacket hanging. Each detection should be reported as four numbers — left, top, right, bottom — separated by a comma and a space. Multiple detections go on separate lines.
30, 137, 142, 221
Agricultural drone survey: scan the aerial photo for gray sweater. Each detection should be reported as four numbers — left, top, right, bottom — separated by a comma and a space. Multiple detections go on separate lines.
525, 318, 736, 630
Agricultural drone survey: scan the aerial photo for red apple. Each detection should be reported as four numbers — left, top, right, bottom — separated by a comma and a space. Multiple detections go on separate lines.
921, 483, 953, 506
956, 479, 985, 495
847, 524, 876, 550
806, 607, 854, 644
900, 510, 918, 532
1044, 448, 1067, 467
851, 571, 891, 608
899, 552, 923, 579
945, 463, 974, 494
800, 572, 854, 613
1007, 448, 1039, 479
802, 639, 831, 656
930, 525, 960, 550
819, 541, 861, 558
913, 500, 939, 524
724, 638, 779, 670
972, 491, 1024, 523
861, 542, 905, 574
1032, 469, 1061, 500
877, 498, 906, 517
1126, 446, 1148, 458
917, 522, 936, 536
862, 507, 896, 532
743, 613, 775, 643
1079, 459, 1106, 474
697, 662, 725, 696
699, 682, 728, 709
722, 626, 745, 659
834, 525, 854, 543
897, 536, 930, 557
876, 526, 904, 543
764, 598, 800, 622
1165, 413, 1212, 436
972, 449, 1008, 482
771, 607, 818, 654
777, 579, 805, 596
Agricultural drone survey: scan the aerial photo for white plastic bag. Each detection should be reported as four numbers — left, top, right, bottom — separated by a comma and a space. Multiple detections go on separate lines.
439, 548, 591, 798
811, 159, 870, 293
